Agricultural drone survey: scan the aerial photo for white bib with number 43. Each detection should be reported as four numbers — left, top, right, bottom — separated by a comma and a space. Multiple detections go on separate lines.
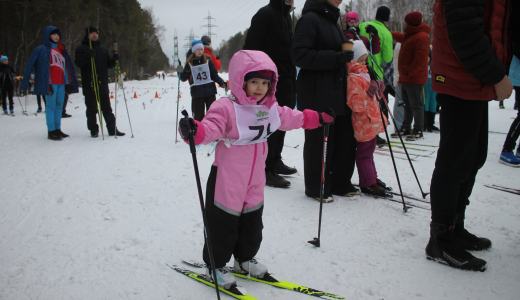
232, 101, 281, 146
189, 62, 212, 86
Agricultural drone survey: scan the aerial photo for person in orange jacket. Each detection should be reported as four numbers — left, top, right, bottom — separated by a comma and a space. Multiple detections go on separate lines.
201, 36, 221, 71
391, 12, 430, 141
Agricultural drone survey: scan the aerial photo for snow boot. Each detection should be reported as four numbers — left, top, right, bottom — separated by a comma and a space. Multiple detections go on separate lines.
266, 170, 290, 188
91, 130, 99, 138
306, 190, 334, 203
205, 267, 239, 290
454, 214, 492, 251
37, 108, 42, 113
109, 129, 126, 136
3, 109, 8, 115
390, 127, 411, 138
425, 221, 487, 272
48, 131, 63, 141
55, 129, 70, 138
406, 129, 424, 141
275, 160, 297, 175
61, 113, 72, 118
499, 150, 520, 167
376, 178, 392, 191
234, 259, 268, 279
361, 184, 390, 198
331, 183, 359, 197
376, 135, 387, 147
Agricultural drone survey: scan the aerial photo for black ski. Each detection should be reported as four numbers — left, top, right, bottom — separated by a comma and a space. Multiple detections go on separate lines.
484, 184, 520, 196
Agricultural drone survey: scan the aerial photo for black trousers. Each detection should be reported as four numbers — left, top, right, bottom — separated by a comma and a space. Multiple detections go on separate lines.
265, 89, 296, 172
63, 93, 69, 114
84, 93, 116, 133
192, 95, 216, 122
430, 94, 488, 224
203, 166, 264, 268
303, 114, 356, 196
37, 95, 46, 109
1, 85, 14, 111
502, 87, 520, 152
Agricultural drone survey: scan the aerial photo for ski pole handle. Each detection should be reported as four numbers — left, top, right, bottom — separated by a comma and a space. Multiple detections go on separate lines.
181, 110, 197, 153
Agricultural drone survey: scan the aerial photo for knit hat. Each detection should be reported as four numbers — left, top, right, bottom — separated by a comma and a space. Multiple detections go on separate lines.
50, 29, 60, 36
352, 40, 368, 62
404, 11, 422, 27
345, 11, 359, 23
201, 36, 211, 45
375, 6, 391, 22
85, 26, 99, 36
1, 56, 7, 63
191, 40, 204, 53
244, 70, 273, 82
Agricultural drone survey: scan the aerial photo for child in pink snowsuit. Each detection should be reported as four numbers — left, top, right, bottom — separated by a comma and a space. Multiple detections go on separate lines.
179, 50, 333, 290
346, 41, 389, 197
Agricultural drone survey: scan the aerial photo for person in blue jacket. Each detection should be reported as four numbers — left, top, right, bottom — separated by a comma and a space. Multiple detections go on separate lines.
21, 26, 79, 140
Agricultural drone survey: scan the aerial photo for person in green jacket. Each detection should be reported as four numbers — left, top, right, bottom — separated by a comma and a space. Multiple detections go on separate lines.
359, 6, 394, 80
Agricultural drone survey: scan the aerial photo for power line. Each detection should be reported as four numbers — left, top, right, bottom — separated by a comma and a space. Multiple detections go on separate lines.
211, 0, 233, 19
219, 0, 263, 31
214, 0, 241, 21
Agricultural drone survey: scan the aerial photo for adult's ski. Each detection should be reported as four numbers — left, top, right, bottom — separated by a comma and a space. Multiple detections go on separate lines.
491, 184, 520, 193
166, 264, 256, 300
484, 184, 520, 195
389, 141, 438, 148
181, 260, 346, 300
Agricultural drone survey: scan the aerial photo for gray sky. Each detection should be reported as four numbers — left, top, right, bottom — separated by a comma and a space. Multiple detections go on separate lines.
136, 0, 307, 63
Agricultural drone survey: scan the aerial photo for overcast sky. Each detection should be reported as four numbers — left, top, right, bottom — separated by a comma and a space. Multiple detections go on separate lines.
135, 0, 310, 63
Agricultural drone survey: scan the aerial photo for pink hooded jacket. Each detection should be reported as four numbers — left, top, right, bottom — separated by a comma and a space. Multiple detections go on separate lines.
190, 50, 320, 215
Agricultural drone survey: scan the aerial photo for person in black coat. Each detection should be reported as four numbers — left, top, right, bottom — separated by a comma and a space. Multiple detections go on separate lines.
292, 0, 357, 202
180, 40, 227, 121
0, 56, 16, 114
243, 0, 297, 188
75, 26, 124, 137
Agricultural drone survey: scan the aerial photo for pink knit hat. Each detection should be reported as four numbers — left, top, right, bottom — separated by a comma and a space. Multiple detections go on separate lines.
345, 11, 359, 23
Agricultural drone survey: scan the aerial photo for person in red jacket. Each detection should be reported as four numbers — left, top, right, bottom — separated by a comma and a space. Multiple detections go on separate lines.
427, 0, 513, 272
391, 12, 430, 140
201, 36, 221, 71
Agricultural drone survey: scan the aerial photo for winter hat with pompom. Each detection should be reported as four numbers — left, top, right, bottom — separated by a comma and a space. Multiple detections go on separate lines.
345, 11, 359, 23
191, 40, 204, 53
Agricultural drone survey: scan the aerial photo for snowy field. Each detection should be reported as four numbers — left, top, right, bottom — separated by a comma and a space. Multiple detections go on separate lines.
0, 75, 519, 300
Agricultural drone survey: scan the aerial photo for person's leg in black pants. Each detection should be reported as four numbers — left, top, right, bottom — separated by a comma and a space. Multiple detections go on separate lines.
330, 113, 357, 195
502, 87, 520, 153
85, 94, 100, 134
99, 93, 116, 134
426, 93, 489, 270
62, 93, 70, 117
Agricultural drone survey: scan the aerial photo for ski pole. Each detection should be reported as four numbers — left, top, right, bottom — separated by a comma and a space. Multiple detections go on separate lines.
376, 94, 410, 212
87, 27, 105, 139
113, 41, 118, 139
119, 75, 134, 138
8, 74, 28, 116
175, 60, 182, 143
181, 109, 221, 300
308, 120, 331, 248
356, 28, 429, 199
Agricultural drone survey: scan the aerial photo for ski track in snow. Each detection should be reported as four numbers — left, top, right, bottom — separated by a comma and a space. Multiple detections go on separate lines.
0, 76, 519, 300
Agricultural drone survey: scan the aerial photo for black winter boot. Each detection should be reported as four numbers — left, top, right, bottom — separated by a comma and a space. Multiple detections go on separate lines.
275, 160, 297, 175
454, 214, 492, 251
56, 129, 70, 138
48, 130, 63, 141
109, 129, 126, 136
425, 221, 487, 272
361, 184, 391, 198
265, 170, 290, 188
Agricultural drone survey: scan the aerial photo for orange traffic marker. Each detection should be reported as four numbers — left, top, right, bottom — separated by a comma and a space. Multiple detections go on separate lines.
154, 91, 159, 98
133, 92, 138, 98
110, 92, 114, 99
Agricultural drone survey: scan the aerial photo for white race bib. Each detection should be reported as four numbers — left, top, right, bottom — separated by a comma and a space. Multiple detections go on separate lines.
232, 101, 281, 146
50, 48, 65, 72
190, 62, 212, 86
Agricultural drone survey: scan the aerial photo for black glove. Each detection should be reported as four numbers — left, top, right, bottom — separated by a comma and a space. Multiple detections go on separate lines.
365, 24, 378, 36
65, 84, 74, 94
347, 27, 357, 34
179, 118, 197, 140
221, 82, 228, 92
87, 49, 96, 58
49, 84, 54, 95
113, 52, 120, 61
336, 50, 354, 63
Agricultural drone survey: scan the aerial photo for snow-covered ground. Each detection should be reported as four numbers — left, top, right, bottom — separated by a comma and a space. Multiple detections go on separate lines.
0, 75, 519, 300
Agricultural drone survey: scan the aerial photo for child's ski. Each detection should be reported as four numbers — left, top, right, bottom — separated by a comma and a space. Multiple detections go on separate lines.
484, 184, 520, 196
376, 147, 436, 157
182, 260, 346, 300
166, 264, 256, 300
389, 141, 438, 148
374, 151, 418, 160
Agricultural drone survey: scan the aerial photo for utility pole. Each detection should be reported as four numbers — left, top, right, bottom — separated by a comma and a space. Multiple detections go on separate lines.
173, 29, 179, 66
201, 11, 218, 39
183, 27, 199, 58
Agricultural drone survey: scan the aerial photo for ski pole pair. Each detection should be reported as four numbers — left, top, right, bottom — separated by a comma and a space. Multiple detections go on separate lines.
113, 41, 134, 138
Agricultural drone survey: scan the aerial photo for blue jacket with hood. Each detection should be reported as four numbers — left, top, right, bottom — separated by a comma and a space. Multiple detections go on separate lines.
21, 26, 79, 95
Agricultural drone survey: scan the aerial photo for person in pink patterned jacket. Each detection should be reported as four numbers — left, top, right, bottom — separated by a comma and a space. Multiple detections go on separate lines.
346, 41, 389, 198
178, 50, 333, 291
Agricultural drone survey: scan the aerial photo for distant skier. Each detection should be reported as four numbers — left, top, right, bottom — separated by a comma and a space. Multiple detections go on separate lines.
178, 50, 334, 293
20, 26, 79, 140
180, 40, 227, 121
0, 56, 16, 115
162, 73, 165, 81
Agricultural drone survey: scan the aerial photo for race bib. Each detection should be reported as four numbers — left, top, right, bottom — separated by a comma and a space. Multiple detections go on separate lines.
232, 101, 281, 146
190, 62, 212, 86
50, 48, 65, 71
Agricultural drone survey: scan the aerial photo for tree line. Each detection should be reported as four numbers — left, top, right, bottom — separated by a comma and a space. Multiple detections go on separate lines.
215, 0, 434, 72
0, 0, 169, 81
